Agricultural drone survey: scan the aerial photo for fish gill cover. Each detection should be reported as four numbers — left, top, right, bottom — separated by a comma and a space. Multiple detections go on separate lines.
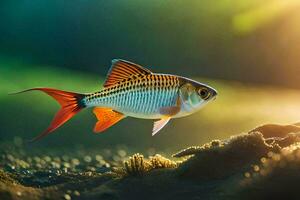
1, 123, 300, 200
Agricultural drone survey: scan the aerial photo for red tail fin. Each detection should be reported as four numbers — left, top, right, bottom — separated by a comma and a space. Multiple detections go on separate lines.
14, 88, 85, 141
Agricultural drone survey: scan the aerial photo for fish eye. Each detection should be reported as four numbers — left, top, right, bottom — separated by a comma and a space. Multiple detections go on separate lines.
198, 88, 210, 100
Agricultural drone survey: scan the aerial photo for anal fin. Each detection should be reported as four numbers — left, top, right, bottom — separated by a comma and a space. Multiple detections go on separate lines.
93, 107, 125, 133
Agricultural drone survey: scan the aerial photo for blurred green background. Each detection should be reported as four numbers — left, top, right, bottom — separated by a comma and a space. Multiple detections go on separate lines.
1, 0, 300, 154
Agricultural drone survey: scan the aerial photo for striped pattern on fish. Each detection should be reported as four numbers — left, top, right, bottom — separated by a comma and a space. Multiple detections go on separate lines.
14, 59, 218, 141
84, 74, 180, 119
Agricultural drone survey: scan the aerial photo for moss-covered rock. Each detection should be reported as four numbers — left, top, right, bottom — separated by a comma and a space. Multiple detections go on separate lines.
237, 143, 300, 199
175, 132, 280, 180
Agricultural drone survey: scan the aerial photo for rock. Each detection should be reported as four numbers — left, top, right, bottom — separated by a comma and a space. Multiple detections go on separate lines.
2, 123, 300, 199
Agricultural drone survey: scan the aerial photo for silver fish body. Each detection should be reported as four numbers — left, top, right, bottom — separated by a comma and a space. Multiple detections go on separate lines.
84, 73, 217, 119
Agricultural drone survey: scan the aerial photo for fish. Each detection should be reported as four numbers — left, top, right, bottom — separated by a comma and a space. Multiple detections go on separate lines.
15, 59, 218, 141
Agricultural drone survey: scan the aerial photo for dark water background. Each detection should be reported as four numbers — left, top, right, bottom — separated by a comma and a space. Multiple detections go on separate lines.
1, 0, 300, 87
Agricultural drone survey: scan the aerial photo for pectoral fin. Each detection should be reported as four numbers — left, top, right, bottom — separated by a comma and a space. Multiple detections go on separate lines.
93, 107, 125, 133
159, 97, 181, 116
152, 117, 171, 136
159, 106, 180, 116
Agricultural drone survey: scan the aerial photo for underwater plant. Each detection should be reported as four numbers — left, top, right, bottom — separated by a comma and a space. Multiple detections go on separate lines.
123, 153, 152, 176
113, 153, 177, 177
149, 154, 177, 169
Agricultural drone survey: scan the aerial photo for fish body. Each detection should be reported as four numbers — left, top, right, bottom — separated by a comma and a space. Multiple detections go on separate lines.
15, 59, 217, 140
84, 73, 216, 120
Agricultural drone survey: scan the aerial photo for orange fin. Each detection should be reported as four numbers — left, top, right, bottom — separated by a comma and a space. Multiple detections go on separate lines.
12, 88, 85, 141
103, 59, 152, 88
93, 107, 125, 133
152, 117, 171, 136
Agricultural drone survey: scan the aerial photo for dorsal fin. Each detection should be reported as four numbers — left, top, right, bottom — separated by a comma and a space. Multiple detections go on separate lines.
103, 59, 152, 88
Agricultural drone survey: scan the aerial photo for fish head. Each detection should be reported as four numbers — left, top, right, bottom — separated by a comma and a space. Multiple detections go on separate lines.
178, 77, 217, 113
